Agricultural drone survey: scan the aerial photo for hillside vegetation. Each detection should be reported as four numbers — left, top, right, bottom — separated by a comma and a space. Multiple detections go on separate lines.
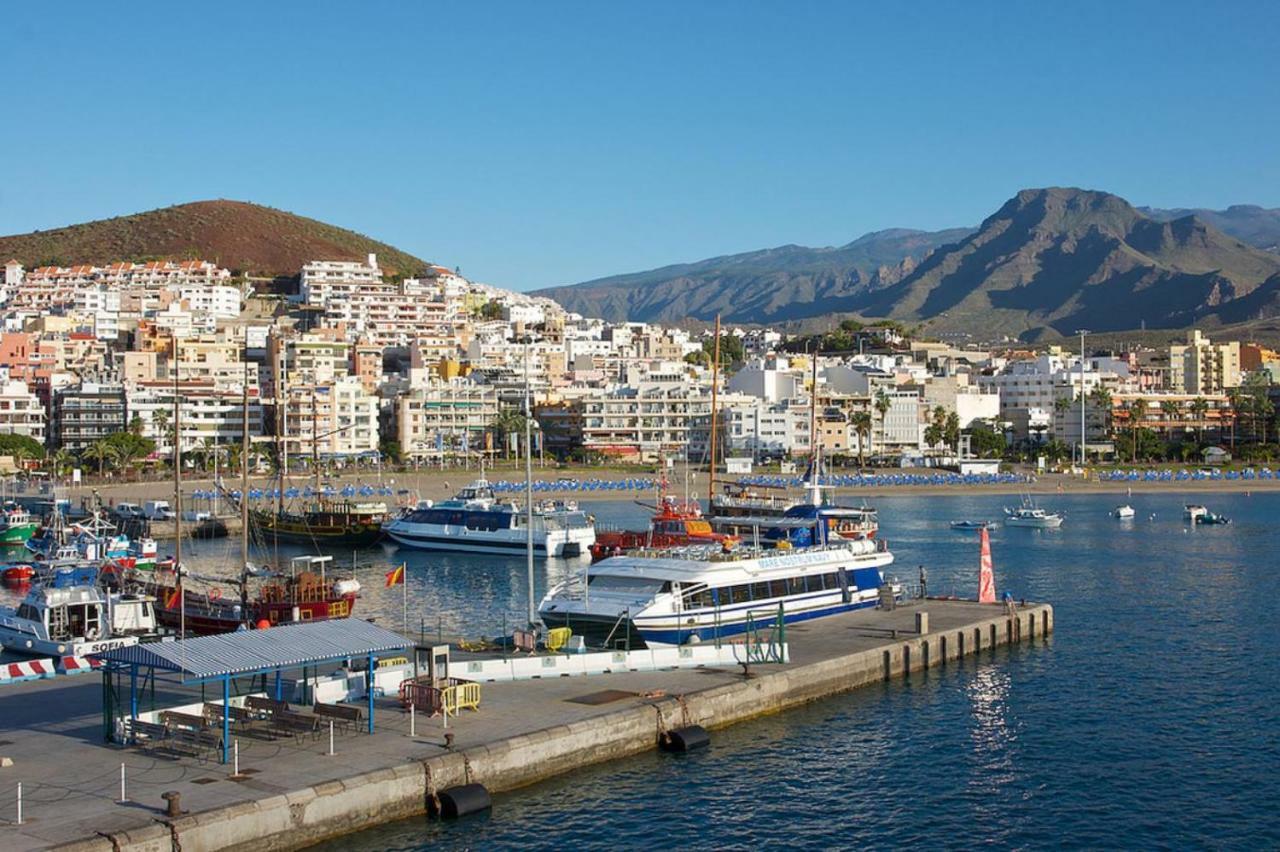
0, 200, 429, 279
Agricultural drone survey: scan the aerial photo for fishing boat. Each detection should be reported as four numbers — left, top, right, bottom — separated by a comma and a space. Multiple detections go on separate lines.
1003, 498, 1064, 528
1112, 505, 1136, 519
0, 504, 38, 545
382, 476, 596, 557
950, 520, 996, 531
0, 565, 157, 657
590, 486, 735, 562
539, 517, 897, 648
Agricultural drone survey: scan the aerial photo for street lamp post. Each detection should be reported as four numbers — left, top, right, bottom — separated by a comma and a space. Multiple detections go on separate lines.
522, 336, 536, 629
1076, 329, 1089, 466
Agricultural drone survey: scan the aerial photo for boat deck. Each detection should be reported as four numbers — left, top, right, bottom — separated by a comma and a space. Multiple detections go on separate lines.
0, 598, 1050, 850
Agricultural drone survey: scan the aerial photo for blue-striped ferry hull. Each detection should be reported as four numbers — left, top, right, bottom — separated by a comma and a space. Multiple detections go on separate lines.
635, 594, 882, 647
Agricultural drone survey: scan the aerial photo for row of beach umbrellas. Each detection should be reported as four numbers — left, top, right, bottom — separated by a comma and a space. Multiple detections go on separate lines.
1098, 468, 1274, 482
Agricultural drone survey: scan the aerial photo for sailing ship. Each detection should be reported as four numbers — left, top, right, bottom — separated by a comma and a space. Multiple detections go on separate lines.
123, 362, 362, 635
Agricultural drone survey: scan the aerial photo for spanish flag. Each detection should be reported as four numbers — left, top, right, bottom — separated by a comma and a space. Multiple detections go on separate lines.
385, 564, 405, 588
165, 586, 181, 610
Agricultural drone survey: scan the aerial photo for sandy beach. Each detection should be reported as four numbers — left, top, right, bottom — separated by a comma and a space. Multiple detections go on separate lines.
31, 464, 1280, 507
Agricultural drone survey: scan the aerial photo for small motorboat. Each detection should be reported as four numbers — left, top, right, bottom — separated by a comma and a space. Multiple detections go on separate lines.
1112, 505, 1136, 519
1, 563, 36, 585
950, 520, 995, 531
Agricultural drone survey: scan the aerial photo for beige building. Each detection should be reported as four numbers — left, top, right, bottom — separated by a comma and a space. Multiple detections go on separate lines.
1170, 330, 1241, 395
397, 384, 499, 460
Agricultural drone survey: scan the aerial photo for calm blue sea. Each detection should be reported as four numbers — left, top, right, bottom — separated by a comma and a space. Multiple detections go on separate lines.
25, 491, 1280, 849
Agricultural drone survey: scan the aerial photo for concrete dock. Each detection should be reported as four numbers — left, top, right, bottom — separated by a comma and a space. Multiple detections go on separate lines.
0, 598, 1053, 851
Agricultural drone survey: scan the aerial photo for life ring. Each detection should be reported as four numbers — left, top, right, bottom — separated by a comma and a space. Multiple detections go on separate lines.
209, 587, 223, 600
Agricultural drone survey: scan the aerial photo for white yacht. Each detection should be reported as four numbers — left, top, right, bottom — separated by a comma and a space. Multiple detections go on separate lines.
539, 534, 897, 648
382, 477, 596, 557
1004, 498, 1064, 528
1112, 505, 1136, 519
0, 565, 155, 657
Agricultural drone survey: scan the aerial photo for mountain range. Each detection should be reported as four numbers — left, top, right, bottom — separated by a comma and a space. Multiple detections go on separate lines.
0, 200, 429, 281
537, 189, 1280, 338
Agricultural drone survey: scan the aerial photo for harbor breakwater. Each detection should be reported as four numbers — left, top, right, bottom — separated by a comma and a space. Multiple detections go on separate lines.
53, 602, 1053, 852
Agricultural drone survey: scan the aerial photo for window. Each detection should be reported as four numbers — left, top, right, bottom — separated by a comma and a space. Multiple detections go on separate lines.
731, 584, 750, 604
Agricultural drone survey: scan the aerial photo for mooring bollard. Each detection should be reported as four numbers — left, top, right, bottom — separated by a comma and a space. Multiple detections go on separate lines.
162, 790, 181, 818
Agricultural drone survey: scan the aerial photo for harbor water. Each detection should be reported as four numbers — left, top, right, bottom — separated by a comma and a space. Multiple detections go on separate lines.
8, 491, 1279, 847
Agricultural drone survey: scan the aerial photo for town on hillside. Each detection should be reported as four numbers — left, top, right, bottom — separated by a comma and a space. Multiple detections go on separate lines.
0, 254, 1273, 479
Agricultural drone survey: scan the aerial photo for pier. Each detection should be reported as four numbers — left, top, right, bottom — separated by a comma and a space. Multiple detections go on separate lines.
1, 598, 1053, 851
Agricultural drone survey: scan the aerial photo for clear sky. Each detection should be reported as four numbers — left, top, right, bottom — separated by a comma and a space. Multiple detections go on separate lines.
3, 2, 1278, 290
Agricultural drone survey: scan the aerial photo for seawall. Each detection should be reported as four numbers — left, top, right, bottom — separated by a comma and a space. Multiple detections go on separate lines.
54, 603, 1053, 852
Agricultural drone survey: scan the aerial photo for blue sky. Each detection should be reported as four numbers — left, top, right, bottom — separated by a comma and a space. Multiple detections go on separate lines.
3, 2, 1277, 290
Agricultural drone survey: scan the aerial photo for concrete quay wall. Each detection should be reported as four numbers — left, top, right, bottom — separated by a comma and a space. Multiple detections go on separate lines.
55, 604, 1053, 852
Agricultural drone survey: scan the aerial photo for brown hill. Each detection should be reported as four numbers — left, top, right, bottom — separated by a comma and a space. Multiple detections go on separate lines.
0, 200, 429, 280
856, 188, 1280, 339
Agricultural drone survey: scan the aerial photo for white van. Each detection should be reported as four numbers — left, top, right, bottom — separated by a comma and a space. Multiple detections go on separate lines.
143, 500, 176, 520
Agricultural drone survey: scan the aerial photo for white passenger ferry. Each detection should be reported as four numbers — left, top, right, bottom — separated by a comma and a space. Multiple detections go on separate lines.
539, 532, 897, 648
382, 477, 596, 557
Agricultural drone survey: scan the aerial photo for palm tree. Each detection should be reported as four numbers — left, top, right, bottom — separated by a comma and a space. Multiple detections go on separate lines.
1128, 398, 1147, 462
924, 406, 945, 456
1190, 397, 1210, 444
873, 389, 891, 457
47, 449, 75, 479
81, 441, 119, 477
945, 411, 961, 454
1159, 399, 1180, 441
850, 411, 872, 470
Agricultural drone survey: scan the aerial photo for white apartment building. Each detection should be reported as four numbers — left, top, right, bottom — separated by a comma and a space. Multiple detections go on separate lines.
300, 254, 383, 306
177, 284, 241, 319
721, 397, 812, 457
727, 354, 804, 403
978, 354, 1129, 439
582, 383, 715, 462
0, 379, 46, 442
397, 384, 500, 459
128, 380, 264, 456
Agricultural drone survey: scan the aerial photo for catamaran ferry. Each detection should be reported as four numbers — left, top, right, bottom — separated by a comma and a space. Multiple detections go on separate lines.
382, 477, 596, 557
539, 533, 896, 648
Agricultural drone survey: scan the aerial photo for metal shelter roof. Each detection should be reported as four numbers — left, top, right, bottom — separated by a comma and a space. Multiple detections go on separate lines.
93, 619, 409, 681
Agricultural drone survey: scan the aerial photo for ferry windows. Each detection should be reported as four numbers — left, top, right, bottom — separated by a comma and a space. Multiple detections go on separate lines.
787, 577, 805, 595
731, 585, 750, 604
751, 582, 770, 600
768, 579, 788, 598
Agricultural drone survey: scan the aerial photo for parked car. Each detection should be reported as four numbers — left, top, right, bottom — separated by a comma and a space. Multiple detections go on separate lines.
113, 502, 146, 520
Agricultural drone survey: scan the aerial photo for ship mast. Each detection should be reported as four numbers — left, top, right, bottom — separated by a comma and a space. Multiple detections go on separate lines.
707, 314, 721, 506
808, 346, 822, 507
173, 338, 184, 638
240, 360, 251, 618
